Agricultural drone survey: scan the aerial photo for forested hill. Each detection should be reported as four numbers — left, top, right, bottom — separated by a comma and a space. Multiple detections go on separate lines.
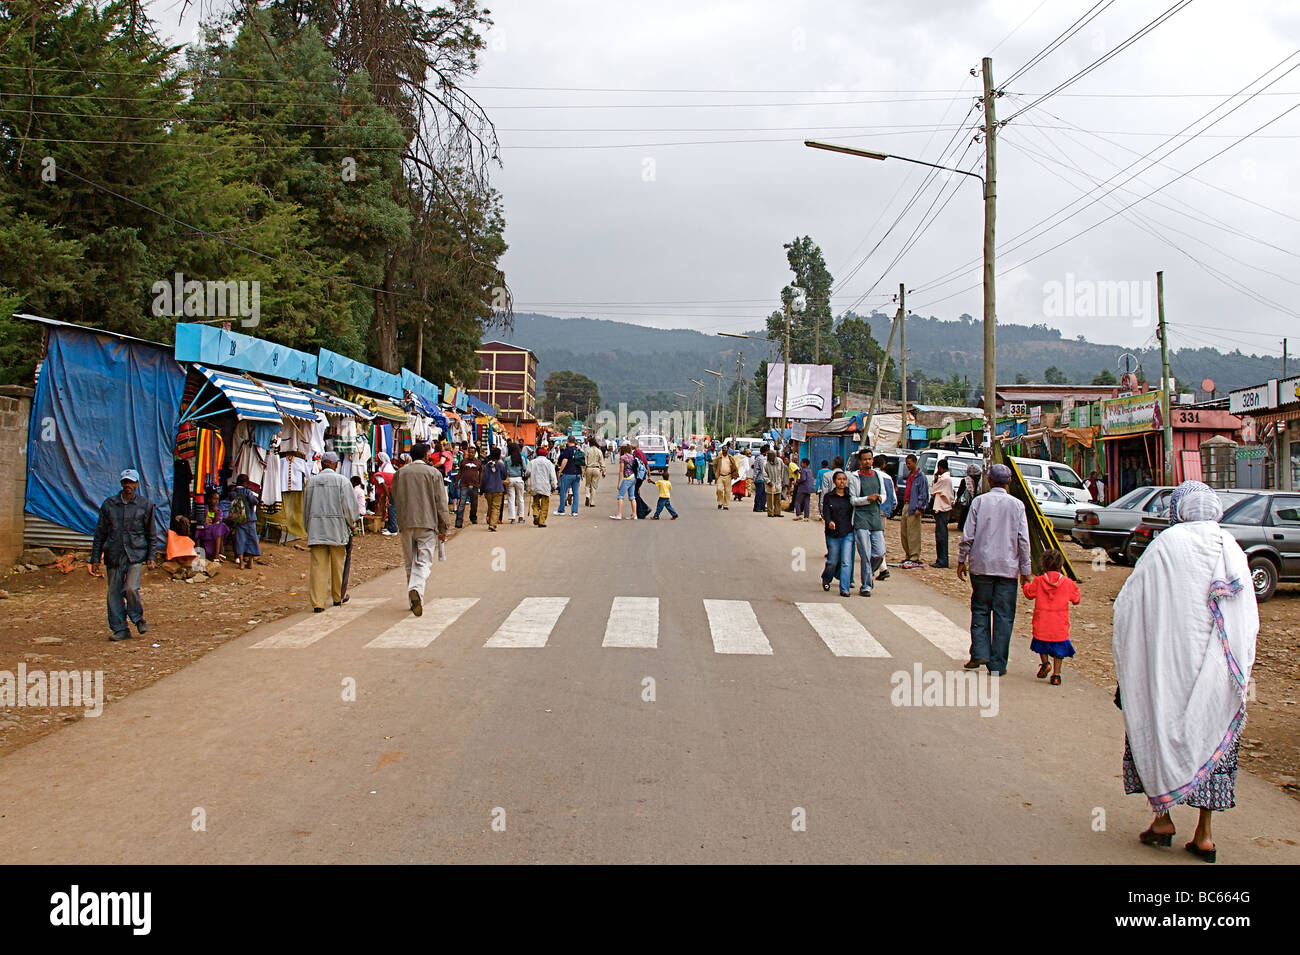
497, 312, 1277, 407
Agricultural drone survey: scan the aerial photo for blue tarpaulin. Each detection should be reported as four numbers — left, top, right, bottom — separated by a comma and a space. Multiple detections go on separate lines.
26, 326, 185, 542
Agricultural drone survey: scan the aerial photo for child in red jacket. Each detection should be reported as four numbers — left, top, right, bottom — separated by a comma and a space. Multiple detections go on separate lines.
1022, 549, 1081, 685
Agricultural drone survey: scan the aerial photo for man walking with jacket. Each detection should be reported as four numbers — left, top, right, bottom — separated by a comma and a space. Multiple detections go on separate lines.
454, 444, 483, 527
393, 442, 450, 616
763, 450, 785, 517
303, 452, 359, 612
90, 468, 158, 641
899, 453, 930, 568
849, 453, 887, 596
714, 445, 738, 510
526, 449, 559, 527
957, 463, 1032, 676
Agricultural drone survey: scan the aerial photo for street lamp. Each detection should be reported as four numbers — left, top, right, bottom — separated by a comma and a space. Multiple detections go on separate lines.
718, 333, 751, 435
705, 368, 724, 439
690, 378, 705, 439
806, 125, 997, 447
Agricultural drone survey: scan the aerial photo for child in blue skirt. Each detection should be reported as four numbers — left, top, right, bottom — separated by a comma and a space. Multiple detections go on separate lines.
1022, 549, 1081, 685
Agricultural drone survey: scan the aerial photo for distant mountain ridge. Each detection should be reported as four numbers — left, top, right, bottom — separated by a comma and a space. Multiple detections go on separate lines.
495, 312, 1274, 407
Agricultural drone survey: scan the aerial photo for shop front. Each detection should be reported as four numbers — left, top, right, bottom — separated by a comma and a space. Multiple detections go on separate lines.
1099, 391, 1165, 498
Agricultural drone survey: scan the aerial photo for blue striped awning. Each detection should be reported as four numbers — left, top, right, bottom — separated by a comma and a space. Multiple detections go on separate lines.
310, 388, 374, 420
191, 364, 283, 424
252, 376, 317, 420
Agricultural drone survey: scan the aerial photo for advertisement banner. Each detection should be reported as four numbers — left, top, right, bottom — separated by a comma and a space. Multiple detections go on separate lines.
766, 363, 833, 420
1100, 391, 1163, 437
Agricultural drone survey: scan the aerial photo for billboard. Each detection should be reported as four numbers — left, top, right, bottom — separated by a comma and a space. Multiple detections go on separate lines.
1100, 391, 1163, 437
766, 363, 833, 420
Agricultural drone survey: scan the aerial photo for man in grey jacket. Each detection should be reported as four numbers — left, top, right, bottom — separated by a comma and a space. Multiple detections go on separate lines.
90, 468, 158, 641
393, 443, 451, 616
525, 450, 559, 527
303, 451, 359, 612
763, 451, 785, 517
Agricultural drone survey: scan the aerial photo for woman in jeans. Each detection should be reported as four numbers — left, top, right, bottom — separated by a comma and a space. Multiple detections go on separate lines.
504, 443, 527, 524
820, 470, 855, 596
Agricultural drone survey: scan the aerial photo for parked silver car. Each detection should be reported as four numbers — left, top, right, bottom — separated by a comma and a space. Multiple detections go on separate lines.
1070, 485, 1174, 565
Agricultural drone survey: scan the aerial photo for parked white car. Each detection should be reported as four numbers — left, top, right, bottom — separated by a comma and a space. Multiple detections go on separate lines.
1012, 456, 1091, 504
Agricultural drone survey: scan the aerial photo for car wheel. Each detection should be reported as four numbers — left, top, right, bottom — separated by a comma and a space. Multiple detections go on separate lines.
1249, 556, 1277, 602
1108, 550, 1132, 567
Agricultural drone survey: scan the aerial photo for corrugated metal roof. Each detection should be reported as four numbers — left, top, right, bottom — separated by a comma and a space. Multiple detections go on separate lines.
24, 513, 92, 550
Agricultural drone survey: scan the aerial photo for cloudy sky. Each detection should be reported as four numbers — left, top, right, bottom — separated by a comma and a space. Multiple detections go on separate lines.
157, 0, 1300, 358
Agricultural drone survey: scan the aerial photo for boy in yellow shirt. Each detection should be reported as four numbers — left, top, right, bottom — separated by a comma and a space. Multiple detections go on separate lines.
651, 477, 678, 520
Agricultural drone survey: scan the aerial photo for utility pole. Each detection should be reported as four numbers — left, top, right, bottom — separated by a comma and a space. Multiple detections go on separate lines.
734, 352, 745, 437
1157, 271, 1174, 485
899, 283, 908, 452
981, 56, 999, 454
859, 307, 901, 450
781, 295, 792, 447
1284, 338, 1289, 379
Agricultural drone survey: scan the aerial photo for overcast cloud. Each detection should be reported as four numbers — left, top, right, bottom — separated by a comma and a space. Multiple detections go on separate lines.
156, 0, 1300, 358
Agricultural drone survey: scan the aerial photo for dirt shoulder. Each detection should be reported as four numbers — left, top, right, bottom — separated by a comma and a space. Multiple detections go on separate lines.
904, 534, 1300, 802
0, 531, 412, 757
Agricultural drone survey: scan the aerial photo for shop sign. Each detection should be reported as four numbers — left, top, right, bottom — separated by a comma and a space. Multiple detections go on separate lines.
1101, 391, 1163, 437
1029, 406, 1042, 425
1229, 380, 1277, 415
1279, 376, 1300, 405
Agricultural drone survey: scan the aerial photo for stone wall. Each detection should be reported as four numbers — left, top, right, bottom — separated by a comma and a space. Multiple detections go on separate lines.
0, 386, 34, 569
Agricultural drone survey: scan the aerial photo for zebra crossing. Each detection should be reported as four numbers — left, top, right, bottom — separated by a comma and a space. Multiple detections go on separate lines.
250, 595, 973, 660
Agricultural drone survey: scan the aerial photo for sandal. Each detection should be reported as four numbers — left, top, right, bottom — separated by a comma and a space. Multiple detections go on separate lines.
1036, 662, 1051, 679
1138, 827, 1174, 847
1184, 841, 1217, 863
1049, 674, 1061, 685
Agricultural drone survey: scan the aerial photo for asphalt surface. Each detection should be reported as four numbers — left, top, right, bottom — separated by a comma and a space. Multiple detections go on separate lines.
2, 462, 1298, 864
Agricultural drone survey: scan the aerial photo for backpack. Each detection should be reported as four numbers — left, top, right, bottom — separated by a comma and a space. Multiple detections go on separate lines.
227, 490, 249, 526
635, 456, 648, 480
573, 447, 586, 468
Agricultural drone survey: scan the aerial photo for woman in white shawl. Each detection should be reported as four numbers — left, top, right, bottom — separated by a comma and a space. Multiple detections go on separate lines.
1112, 481, 1258, 863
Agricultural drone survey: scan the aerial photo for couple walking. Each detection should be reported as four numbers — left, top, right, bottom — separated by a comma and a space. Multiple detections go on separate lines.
819, 451, 890, 596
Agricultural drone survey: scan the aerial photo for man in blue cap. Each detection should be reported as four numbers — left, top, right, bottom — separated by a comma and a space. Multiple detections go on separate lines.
957, 462, 1032, 676
90, 469, 158, 641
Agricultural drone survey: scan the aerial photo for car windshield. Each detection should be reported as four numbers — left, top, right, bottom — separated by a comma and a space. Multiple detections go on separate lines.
636, 436, 666, 452
1108, 487, 1151, 510
1048, 466, 1085, 489
1029, 481, 1067, 503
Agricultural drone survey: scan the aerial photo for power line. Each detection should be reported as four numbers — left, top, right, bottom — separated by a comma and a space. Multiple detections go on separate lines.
1004, 0, 1197, 122
910, 50, 1300, 298
1002, 1, 1117, 87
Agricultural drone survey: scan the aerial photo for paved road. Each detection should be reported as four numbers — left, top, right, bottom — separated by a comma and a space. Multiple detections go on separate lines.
2, 464, 1297, 864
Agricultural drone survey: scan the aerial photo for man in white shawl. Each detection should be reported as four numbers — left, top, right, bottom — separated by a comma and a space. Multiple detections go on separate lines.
1112, 480, 1258, 863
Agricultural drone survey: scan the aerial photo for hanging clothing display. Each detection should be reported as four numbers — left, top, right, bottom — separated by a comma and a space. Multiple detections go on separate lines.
175, 420, 198, 460
195, 428, 225, 498
261, 437, 283, 506
232, 421, 268, 488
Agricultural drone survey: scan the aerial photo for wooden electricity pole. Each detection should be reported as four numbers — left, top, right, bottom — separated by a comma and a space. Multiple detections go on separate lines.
1157, 271, 1174, 485
981, 56, 999, 453
734, 352, 745, 437
859, 304, 901, 450
899, 283, 908, 452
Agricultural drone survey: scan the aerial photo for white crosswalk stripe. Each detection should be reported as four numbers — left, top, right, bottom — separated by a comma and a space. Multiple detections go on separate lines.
364, 597, 479, 649
795, 602, 891, 657
484, 597, 570, 648
703, 599, 772, 655
603, 597, 659, 648
250, 598, 386, 649
884, 604, 970, 660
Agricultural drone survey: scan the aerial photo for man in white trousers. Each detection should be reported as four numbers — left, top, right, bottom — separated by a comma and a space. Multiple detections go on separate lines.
392, 442, 450, 616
